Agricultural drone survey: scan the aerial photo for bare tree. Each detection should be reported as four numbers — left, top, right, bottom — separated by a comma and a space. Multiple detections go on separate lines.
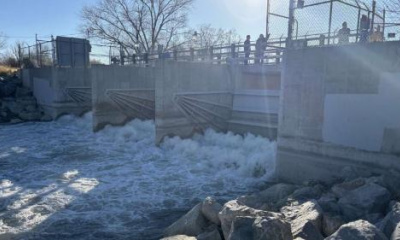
175, 24, 242, 50
11, 41, 25, 65
0, 33, 7, 52
81, 0, 194, 54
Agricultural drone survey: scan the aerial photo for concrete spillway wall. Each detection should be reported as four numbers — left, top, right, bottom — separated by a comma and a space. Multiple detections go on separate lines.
277, 41, 400, 183
155, 61, 281, 143
22, 67, 91, 119
89, 61, 281, 142
92, 65, 156, 131
155, 61, 234, 143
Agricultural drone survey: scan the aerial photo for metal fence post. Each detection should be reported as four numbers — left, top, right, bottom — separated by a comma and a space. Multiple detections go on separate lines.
356, 9, 361, 42
173, 49, 178, 61
328, 0, 334, 45
231, 44, 236, 58
132, 54, 136, 64
287, 0, 295, 47
51, 35, 56, 67
382, 9, 386, 38
144, 53, 149, 65
370, 0, 376, 33
190, 48, 194, 61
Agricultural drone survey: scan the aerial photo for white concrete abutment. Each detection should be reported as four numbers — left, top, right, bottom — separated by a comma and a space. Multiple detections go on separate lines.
277, 41, 400, 183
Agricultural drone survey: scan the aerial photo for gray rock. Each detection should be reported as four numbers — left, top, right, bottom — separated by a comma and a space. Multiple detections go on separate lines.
281, 200, 323, 239
292, 186, 322, 200
365, 213, 384, 225
253, 216, 293, 240
25, 104, 37, 112
338, 183, 391, 220
227, 216, 254, 240
325, 220, 388, 240
197, 228, 221, 240
41, 114, 53, 122
9, 118, 23, 124
164, 203, 208, 237
161, 235, 197, 240
218, 200, 282, 239
3, 101, 24, 115
382, 171, 400, 199
318, 193, 341, 215
201, 197, 222, 225
331, 178, 366, 198
237, 183, 297, 210
18, 111, 42, 121
297, 221, 324, 240
391, 222, 400, 240
0, 81, 17, 97
15, 87, 32, 98
16, 97, 36, 106
379, 202, 400, 238
322, 214, 345, 237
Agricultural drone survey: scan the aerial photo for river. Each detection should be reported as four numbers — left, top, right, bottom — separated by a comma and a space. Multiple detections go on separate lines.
0, 113, 276, 239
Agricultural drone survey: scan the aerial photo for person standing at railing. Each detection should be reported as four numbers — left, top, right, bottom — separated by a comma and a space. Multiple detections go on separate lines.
338, 22, 350, 44
370, 25, 384, 42
359, 15, 370, 43
244, 35, 251, 65
255, 34, 269, 64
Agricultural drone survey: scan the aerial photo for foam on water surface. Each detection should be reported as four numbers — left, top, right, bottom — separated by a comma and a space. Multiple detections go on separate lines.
0, 113, 276, 239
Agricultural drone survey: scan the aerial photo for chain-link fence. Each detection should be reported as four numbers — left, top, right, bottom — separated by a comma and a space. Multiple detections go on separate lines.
19, 38, 55, 68
268, 0, 393, 46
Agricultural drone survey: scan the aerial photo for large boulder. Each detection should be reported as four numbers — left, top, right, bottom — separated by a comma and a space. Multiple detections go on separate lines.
18, 111, 42, 121
15, 87, 32, 98
218, 200, 282, 239
237, 183, 297, 210
0, 81, 17, 97
325, 220, 388, 240
253, 216, 293, 240
227, 216, 255, 240
391, 222, 400, 240
197, 228, 222, 240
2, 100, 24, 115
322, 214, 345, 237
164, 203, 209, 237
201, 197, 222, 225
332, 178, 366, 198
291, 186, 322, 201
281, 200, 323, 239
318, 193, 341, 215
338, 183, 391, 220
379, 202, 400, 238
382, 171, 400, 199
227, 215, 293, 240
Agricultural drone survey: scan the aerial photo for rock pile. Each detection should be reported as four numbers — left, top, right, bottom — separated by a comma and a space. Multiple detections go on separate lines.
0, 75, 51, 124
162, 172, 400, 240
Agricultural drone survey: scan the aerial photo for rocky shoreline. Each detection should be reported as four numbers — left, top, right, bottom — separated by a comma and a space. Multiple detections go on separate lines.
162, 169, 400, 240
0, 75, 51, 124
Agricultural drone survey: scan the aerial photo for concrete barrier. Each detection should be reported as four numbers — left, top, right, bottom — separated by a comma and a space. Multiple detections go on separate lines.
277, 41, 400, 183
23, 67, 91, 119
92, 65, 156, 131
155, 61, 281, 143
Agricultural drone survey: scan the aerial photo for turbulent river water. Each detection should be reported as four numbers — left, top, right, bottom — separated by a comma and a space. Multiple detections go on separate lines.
0, 113, 276, 240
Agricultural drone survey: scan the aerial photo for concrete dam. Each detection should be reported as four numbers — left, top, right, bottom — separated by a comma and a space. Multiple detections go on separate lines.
21, 41, 400, 183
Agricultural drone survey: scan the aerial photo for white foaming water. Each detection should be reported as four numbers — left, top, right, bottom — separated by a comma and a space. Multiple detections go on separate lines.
0, 113, 276, 239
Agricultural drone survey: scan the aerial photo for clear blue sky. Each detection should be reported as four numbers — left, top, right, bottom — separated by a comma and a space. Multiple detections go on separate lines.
0, 0, 272, 48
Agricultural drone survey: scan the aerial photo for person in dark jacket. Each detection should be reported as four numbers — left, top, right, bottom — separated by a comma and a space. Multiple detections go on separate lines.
359, 15, 370, 43
244, 35, 251, 65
